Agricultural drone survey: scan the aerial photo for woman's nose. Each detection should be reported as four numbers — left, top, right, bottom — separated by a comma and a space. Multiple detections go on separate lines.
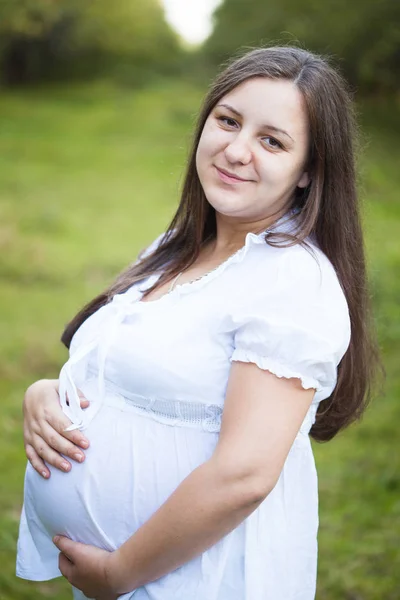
224, 134, 252, 165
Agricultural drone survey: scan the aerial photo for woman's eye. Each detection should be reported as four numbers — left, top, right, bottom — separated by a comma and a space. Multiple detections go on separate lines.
218, 116, 238, 128
263, 136, 283, 149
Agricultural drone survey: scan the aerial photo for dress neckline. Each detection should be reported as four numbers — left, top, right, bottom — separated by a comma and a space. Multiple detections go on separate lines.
136, 211, 298, 306
140, 241, 246, 305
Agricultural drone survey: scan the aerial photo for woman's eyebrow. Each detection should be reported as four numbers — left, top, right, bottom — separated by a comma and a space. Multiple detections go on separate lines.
216, 103, 295, 142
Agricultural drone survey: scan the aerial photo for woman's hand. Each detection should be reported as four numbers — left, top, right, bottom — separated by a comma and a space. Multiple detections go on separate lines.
53, 536, 122, 600
23, 379, 90, 478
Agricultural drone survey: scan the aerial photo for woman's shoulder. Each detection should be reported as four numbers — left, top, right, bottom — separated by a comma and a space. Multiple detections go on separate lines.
246, 235, 340, 286
241, 236, 349, 319
282, 241, 343, 292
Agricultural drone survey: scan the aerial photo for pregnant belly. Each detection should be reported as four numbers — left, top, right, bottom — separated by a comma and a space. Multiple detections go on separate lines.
24, 402, 217, 550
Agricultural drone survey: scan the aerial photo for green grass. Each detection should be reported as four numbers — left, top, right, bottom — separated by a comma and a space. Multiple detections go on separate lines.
0, 80, 399, 599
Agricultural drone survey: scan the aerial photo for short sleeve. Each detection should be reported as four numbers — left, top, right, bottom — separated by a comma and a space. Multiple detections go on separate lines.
230, 246, 351, 403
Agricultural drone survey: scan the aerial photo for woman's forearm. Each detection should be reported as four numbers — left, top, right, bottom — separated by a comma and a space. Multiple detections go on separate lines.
111, 458, 268, 593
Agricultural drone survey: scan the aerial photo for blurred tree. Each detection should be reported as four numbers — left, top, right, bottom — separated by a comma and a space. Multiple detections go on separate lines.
0, 0, 180, 85
202, 0, 400, 94
0, 0, 67, 83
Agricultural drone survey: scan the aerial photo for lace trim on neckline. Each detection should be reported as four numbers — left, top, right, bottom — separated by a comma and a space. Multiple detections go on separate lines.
137, 211, 298, 303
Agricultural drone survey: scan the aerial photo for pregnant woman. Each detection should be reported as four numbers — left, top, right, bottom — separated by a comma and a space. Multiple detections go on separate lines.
17, 47, 379, 600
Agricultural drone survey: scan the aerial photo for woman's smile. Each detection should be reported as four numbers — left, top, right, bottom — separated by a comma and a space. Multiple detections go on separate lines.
214, 165, 253, 184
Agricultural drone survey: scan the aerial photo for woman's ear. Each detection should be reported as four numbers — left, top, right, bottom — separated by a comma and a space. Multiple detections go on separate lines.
297, 171, 310, 189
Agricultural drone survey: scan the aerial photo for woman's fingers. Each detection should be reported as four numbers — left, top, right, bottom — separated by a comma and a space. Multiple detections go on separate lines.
62, 426, 90, 450
25, 444, 50, 479
77, 388, 90, 410
30, 433, 73, 472
46, 410, 90, 450
40, 421, 86, 463
23, 378, 91, 477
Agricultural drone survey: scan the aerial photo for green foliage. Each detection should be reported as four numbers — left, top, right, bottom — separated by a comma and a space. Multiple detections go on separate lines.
202, 0, 400, 93
0, 0, 59, 36
0, 0, 180, 85
0, 80, 399, 598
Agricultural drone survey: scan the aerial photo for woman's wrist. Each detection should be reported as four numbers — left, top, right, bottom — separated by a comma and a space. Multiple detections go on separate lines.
106, 547, 137, 594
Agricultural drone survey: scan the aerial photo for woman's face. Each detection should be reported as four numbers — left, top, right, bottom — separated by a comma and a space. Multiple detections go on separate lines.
196, 77, 310, 226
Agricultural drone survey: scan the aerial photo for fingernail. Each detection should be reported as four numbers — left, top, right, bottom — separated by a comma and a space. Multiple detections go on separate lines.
41, 471, 49, 478
80, 440, 89, 449
74, 453, 83, 463
61, 461, 70, 471
53, 535, 60, 544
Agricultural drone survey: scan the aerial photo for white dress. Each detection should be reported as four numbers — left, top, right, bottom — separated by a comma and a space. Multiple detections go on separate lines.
17, 217, 351, 600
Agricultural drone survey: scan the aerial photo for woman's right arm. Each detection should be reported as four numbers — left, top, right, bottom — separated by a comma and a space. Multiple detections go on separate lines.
23, 379, 90, 478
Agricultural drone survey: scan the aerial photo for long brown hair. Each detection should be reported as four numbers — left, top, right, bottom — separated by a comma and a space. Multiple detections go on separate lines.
62, 46, 381, 442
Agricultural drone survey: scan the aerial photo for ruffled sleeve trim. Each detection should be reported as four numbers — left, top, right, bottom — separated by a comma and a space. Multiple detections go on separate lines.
231, 348, 321, 392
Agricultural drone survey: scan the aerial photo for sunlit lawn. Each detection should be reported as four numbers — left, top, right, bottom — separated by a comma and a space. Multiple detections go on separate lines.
0, 80, 399, 599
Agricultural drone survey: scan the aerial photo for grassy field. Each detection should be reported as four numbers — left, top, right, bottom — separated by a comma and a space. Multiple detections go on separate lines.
0, 80, 399, 599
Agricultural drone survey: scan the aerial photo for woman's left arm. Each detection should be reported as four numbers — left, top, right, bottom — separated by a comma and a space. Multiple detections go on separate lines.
54, 361, 315, 598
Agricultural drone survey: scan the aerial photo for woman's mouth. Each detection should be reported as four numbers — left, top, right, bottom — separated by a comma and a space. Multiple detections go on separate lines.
215, 166, 251, 184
